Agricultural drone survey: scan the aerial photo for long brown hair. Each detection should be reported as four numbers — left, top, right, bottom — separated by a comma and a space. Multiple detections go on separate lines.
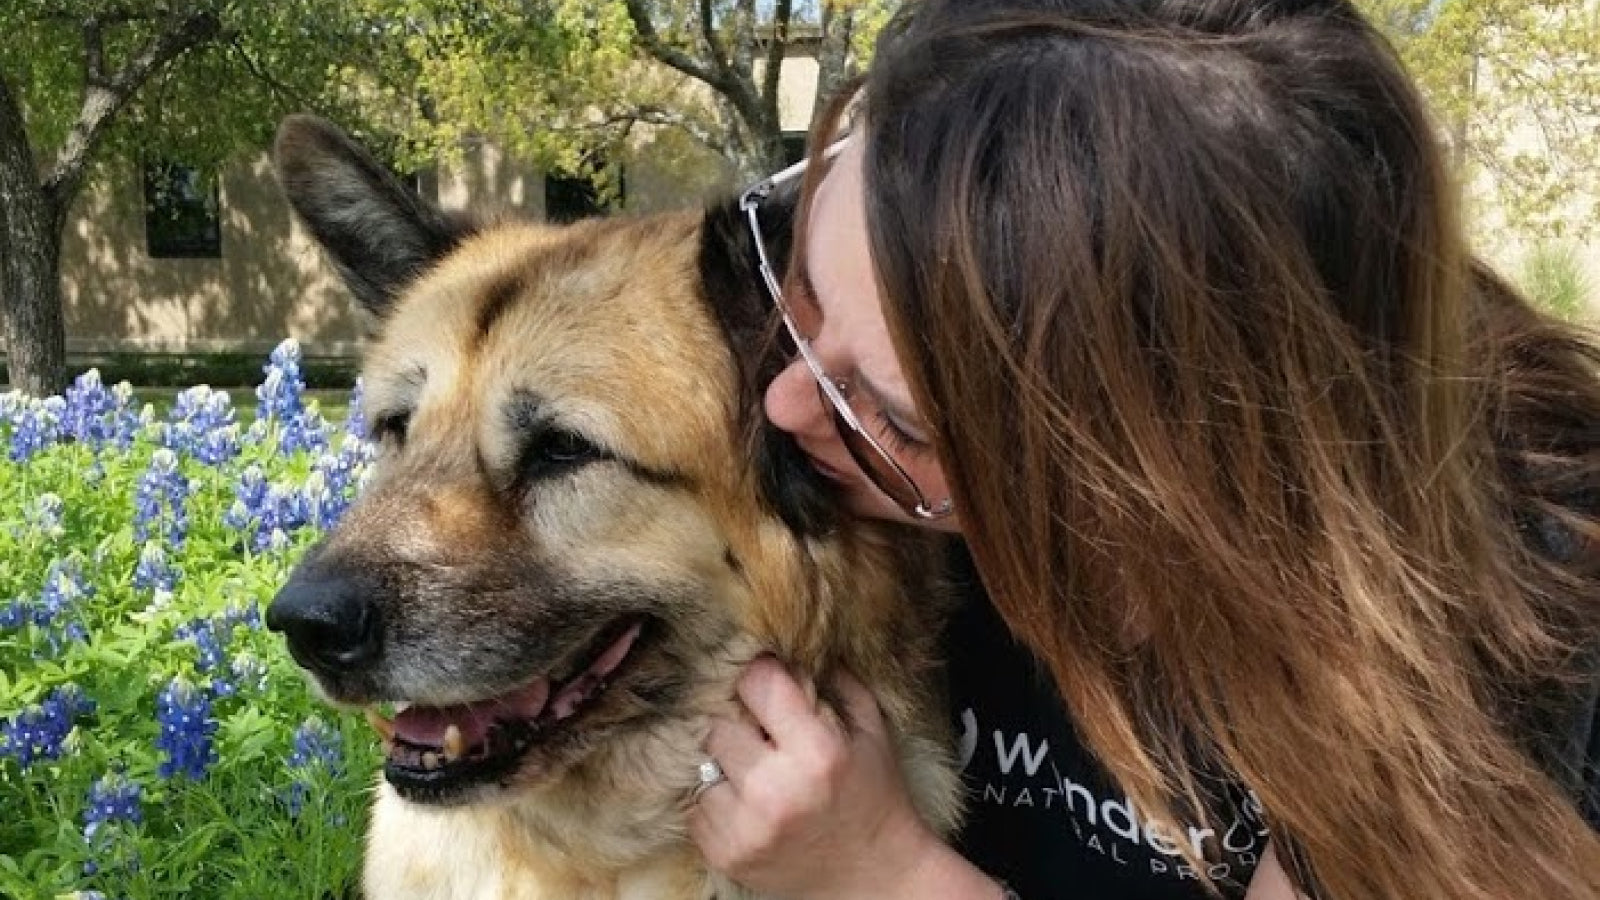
796, 1, 1600, 897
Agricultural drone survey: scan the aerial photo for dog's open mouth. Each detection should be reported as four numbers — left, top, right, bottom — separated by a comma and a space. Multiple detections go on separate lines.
365, 618, 647, 803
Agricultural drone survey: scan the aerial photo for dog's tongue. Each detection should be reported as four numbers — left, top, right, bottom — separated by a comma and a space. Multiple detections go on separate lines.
392, 678, 550, 748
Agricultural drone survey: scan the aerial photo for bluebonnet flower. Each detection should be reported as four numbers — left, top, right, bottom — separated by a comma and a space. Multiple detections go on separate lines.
174, 618, 226, 674
132, 448, 189, 548
295, 440, 375, 534
8, 395, 65, 462
83, 771, 143, 841
229, 651, 269, 693
61, 370, 139, 448
253, 485, 308, 552
0, 598, 26, 628
61, 621, 89, 647
345, 377, 367, 439
217, 599, 262, 631
193, 425, 240, 467
34, 556, 93, 629
302, 471, 339, 532
132, 543, 178, 593
2, 557, 95, 655
62, 370, 114, 443
284, 717, 344, 816
244, 418, 271, 447
223, 465, 269, 535
222, 499, 254, 536
256, 339, 306, 423
267, 527, 293, 553
170, 385, 236, 432
163, 386, 240, 465
226, 466, 317, 552
24, 492, 66, 540
281, 407, 331, 456
289, 717, 343, 771
154, 677, 217, 780
109, 381, 140, 448
0, 684, 95, 768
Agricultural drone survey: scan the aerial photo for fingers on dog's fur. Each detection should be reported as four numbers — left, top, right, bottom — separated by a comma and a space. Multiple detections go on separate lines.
273, 114, 474, 319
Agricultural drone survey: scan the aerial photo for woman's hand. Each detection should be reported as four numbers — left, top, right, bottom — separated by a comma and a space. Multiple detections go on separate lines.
688, 656, 987, 900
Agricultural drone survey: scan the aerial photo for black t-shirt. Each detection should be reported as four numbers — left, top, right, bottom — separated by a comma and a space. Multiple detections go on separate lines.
940, 543, 1600, 900
942, 569, 1266, 900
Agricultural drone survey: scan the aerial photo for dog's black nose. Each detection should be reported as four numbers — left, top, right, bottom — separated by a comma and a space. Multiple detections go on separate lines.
266, 571, 381, 676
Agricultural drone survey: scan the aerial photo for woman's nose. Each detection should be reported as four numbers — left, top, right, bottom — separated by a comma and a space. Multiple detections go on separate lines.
764, 359, 831, 439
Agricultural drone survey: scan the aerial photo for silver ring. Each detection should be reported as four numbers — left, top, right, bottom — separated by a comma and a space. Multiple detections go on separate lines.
692, 757, 726, 798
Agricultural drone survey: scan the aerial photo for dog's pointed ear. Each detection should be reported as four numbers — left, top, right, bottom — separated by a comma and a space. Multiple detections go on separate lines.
699, 192, 839, 537
273, 114, 471, 319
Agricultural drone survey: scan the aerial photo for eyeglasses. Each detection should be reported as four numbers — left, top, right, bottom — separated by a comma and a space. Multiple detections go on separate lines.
738, 142, 954, 520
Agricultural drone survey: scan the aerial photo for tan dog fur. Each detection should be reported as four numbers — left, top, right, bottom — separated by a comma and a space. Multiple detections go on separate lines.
268, 117, 962, 899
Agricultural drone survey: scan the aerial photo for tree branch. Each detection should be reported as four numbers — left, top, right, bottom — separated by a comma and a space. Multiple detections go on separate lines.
624, 0, 728, 90
228, 34, 315, 112
84, 17, 108, 87
41, 6, 221, 212
699, 0, 735, 78
632, 103, 731, 155
812, 1, 857, 124
625, 0, 765, 140
730, 0, 757, 77
762, 0, 793, 119
538, 103, 732, 158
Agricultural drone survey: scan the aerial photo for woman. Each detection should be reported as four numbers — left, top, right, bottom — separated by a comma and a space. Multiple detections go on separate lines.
688, 1, 1600, 898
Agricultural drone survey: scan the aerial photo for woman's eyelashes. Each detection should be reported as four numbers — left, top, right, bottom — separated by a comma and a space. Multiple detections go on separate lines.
871, 409, 933, 458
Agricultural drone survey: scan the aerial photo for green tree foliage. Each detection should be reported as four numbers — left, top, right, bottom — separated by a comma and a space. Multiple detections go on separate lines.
369, 0, 896, 188
1359, 0, 1600, 242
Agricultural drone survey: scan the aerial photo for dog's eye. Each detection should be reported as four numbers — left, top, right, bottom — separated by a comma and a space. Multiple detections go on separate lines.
372, 410, 412, 446
520, 429, 604, 481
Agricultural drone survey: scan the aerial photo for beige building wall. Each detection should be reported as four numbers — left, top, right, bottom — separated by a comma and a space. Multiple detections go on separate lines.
54, 136, 743, 359
47, 49, 819, 359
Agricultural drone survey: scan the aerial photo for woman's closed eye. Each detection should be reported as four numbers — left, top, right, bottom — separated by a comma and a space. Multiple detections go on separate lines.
871, 409, 934, 459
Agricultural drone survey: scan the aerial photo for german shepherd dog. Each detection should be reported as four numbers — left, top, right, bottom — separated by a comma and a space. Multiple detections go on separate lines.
264, 116, 962, 899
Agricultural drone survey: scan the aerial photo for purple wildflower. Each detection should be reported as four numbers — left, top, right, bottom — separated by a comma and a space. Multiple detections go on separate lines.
256, 339, 306, 423
83, 771, 143, 841
132, 543, 178, 593
154, 677, 217, 780
345, 378, 367, 439
1, 684, 95, 768
132, 448, 189, 548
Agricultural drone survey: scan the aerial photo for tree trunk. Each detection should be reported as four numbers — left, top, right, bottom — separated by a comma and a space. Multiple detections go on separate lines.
812, 2, 857, 124
0, 75, 68, 397
0, 9, 219, 395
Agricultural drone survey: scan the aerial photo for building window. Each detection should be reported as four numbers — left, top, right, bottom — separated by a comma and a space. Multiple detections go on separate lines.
544, 152, 623, 224
143, 162, 221, 259
782, 133, 808, 167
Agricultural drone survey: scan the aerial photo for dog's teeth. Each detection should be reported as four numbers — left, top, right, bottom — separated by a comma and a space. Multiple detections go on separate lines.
366, 708, 396, 742
443, 725, 464, 761
422, 751, 441, 770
